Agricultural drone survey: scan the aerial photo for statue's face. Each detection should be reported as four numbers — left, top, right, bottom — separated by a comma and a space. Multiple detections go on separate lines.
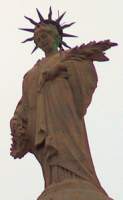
34, 24, 60, 52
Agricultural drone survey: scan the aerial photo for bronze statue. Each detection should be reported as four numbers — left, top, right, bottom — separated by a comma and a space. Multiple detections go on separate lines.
10, 7, 117, 200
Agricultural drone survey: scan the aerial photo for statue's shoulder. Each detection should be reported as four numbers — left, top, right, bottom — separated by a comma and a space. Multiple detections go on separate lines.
23, 59, 40, 80
63, 40, 117, 62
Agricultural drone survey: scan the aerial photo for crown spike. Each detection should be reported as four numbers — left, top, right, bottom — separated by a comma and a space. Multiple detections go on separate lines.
62, 32, 77, 37
19, 28, 35, 33
22, 37, 34, 43
31, 46, 38, 54
58, 10, 60, 18
24, 16, 38, 26
56, 12, 66, 23
48, 6, 52, 20
62, 41, 71, 48
62, 22, 75, 29
36, 8, 44, 22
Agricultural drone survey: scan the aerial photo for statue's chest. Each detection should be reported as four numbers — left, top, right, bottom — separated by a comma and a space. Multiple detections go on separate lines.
40, 54, 62, 71
27, 55, 63, 109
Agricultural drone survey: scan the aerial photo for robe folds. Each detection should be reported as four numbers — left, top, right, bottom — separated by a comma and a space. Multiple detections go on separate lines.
11, 51, 111, 199
34, 52, 107, 195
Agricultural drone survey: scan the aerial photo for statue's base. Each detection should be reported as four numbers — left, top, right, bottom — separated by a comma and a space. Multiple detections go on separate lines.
37, 179, 111, 200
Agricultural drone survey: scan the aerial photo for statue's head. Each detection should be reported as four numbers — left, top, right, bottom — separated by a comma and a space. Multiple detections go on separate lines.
20, 7, 77, 53
34, 23, 61, 53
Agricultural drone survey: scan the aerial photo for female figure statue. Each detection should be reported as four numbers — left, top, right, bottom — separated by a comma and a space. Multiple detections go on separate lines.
10, 7, 116, 200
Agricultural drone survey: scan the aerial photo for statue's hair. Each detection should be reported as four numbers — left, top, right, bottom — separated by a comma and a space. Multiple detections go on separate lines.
20, 7, 77, 54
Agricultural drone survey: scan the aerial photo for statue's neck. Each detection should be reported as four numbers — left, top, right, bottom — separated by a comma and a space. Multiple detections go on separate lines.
44, 46, 58, 57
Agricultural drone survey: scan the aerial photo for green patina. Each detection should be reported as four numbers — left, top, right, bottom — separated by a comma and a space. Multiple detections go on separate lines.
52, 36, 61, 50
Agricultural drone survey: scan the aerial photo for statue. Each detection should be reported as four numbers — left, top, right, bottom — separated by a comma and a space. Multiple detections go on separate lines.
10, 7, 117, 200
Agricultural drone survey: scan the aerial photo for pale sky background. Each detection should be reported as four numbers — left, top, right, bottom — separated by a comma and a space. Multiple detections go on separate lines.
0, 0, 123, 199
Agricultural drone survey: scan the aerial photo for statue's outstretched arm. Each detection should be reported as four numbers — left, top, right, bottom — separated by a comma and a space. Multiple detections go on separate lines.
64, 40, 117, 62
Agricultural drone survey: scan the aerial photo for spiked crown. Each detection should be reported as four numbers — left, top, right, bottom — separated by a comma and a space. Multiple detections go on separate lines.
20, 7, 77, 53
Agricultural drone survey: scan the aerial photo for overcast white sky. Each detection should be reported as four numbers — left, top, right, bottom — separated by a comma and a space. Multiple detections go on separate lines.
0, 0, 123, 199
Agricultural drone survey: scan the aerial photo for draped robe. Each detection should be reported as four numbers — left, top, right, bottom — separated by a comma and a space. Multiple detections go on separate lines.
10, 51, 112, 200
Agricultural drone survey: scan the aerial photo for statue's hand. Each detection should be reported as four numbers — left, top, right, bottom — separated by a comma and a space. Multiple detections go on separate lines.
42, 64, 66, 81
42, 66, 59, 81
